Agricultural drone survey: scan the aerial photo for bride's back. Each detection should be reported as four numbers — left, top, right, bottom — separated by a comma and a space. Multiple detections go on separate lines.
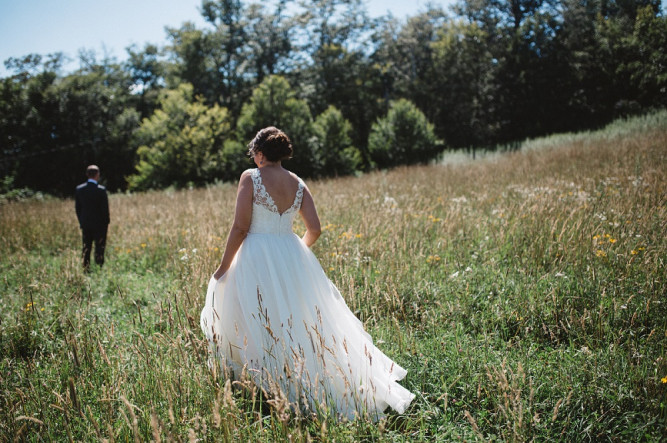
256, 167, 300, 214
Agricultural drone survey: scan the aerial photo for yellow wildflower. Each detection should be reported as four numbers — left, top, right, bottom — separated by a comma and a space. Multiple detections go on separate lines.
631, 250, 638, 255
662, 376, 667, 384
141, 243, 147, 248
609, 238, 617, 244
596, 250, 606, 257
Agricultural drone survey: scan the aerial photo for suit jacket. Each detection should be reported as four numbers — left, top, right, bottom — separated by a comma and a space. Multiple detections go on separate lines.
75, 181, 110, 230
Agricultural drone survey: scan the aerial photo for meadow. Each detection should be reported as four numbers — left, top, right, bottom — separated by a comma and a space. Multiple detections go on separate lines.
1, 112, 666, 441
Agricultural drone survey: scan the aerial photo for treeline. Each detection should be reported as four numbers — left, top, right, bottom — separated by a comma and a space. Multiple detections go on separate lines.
1, 0, 665, 195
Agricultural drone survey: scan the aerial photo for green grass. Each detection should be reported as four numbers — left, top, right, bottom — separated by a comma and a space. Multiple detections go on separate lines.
1, 111, 666, 441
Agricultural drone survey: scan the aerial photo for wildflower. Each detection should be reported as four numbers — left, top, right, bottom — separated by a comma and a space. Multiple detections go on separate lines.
662, 376, 667, 384
40, 307, 44, 311
631, 250, 638, 255
596, 250, 606, 257
214, 247, 219, 252
592, 235, 600, 240
355, 234, 363, 238
141, 243, 147, 248
609, 238, 617, 244
426, 255, 441, 264
604, 234, 611, 238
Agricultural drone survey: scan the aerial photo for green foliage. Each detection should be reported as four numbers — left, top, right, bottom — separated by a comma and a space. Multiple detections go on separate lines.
2, 0, 666, 193
236, 75, 315, 176
128, 84, 234, 190
368, 99, 439, 168
596, 5, 667, 112
431, 20, 498, 147
0, 56, 139, 194
311, 106, 361, 176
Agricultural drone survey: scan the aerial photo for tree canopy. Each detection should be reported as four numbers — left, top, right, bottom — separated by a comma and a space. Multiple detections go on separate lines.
1, 0, 664, 195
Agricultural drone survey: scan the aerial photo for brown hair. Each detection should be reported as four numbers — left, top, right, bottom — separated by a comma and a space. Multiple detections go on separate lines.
248, 127, 293, 162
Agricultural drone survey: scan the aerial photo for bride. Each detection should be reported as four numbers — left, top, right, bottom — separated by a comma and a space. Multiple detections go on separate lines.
200, 127, 414, 420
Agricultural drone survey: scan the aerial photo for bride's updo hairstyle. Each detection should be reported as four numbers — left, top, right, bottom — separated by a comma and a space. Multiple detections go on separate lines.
248, 127, 293, 162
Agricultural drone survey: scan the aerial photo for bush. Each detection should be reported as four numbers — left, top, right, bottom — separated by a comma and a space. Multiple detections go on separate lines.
368, 99, 439, 168
311, 106, 361, 176
127, 84, 234, 190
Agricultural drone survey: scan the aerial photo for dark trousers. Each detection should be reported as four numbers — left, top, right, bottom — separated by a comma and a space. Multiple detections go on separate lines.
82, 226, 108, 269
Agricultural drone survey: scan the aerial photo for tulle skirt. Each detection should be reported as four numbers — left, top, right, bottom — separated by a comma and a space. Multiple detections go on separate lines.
200, 232, 414, 420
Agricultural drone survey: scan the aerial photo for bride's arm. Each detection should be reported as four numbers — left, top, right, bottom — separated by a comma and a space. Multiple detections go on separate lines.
299, 186, 321, 247
213, 171, 253, 279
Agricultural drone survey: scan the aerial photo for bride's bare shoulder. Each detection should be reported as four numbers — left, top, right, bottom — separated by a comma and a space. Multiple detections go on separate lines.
238, 169, 255, 186
288, 170, 304, 184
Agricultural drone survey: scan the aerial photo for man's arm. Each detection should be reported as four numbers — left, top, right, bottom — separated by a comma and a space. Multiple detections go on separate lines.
102, 189, 110, 225
75, 188, 82, 227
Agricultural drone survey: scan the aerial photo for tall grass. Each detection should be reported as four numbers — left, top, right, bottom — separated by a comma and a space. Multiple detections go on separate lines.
1, 111, 666, 441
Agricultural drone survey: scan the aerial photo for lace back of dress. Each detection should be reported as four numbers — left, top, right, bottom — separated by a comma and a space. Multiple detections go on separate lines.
251, 168, 304, 215
251, 169, 276, 212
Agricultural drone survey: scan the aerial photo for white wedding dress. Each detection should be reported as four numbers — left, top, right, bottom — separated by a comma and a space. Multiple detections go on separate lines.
200, 168, 414, 420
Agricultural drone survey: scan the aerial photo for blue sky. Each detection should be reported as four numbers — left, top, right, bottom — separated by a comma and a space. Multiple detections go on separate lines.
0, 0, 455, 77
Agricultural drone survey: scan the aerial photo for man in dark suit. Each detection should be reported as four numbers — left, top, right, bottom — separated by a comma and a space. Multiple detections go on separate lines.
75, 165, 110, 271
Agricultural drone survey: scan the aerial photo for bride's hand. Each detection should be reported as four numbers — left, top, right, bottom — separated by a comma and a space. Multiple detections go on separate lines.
213, 266, 227, 281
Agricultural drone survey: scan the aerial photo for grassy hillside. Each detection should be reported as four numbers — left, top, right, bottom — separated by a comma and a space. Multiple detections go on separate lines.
1, 111, 666, 441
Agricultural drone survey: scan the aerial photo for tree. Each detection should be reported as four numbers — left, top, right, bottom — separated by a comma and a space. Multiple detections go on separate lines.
368, 99, 439, 168
1, 53, 139, 194
236, 75, 314, 176
596, 4, 667, 114
431, 20, 499, 147
164, 23, 220, 105
244, 1, 293, 84
291, 0, 383, 157
128, 83, 233, 190
165, 0, 295, 118
311, 106, 361, 176
371, 8, 448, 125
125, 43, 165, 119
